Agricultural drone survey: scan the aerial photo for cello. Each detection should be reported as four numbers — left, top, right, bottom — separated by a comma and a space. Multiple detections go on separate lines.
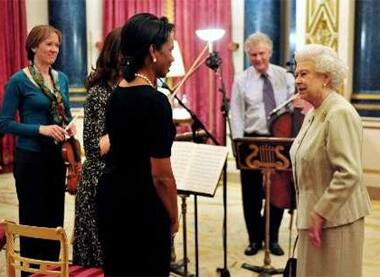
267, 94, 305, 209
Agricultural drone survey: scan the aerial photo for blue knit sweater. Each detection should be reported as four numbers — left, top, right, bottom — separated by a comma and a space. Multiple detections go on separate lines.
0, 69, 72, 152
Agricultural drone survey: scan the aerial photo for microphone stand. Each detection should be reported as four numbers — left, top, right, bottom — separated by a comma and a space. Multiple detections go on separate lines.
205, 52, 231, 277
162, 80, 218, 277
163, 49, 230, 277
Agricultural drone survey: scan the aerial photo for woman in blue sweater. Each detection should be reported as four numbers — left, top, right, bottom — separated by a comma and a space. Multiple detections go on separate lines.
0, 25, 74, 271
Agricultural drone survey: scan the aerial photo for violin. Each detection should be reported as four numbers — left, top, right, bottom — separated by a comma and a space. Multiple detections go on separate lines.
61, 136, 82, 195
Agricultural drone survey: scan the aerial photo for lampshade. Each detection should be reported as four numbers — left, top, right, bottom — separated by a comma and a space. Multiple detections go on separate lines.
195, 28, 225, 52
195, 28, 225, 42
167, 40, 185, 78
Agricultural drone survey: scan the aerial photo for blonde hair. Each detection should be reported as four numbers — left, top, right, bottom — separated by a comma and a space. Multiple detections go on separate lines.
295, 44, 347, 90
244, 32, 273, 53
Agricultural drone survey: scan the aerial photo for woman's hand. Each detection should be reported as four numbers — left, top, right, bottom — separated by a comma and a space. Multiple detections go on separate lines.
171, 218, 179, 235
308, 211, 326, 247
99, 134, 110, 156
39, 125, 68, 142
150, 157, 179, 238
66, 123, 77, 137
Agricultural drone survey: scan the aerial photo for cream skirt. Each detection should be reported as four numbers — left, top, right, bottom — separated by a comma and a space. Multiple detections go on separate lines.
297, 218, 364, 277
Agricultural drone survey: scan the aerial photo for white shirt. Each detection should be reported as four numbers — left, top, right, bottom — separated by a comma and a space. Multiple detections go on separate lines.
230, 64, 295, 137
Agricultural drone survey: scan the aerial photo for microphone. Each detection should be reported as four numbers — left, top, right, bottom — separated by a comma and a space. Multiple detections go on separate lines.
269, 93, 299, 116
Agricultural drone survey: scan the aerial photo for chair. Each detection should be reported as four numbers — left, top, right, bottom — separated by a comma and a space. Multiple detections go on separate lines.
1, 220, 103, 277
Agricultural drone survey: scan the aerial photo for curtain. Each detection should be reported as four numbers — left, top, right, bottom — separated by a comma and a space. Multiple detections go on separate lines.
0, 0, 28, 166
175, 0, 234, 145
103, 0, 234, 145
103, 0, 164, 36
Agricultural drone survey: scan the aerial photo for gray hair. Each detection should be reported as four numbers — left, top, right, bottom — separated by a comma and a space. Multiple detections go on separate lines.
295, 44, 347, 91
244, 32, 273, 53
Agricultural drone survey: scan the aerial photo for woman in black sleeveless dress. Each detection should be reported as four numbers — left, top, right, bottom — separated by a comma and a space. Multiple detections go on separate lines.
97, 13, 178, 276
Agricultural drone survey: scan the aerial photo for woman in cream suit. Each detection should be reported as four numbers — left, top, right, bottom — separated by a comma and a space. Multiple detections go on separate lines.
289, 44, 372, 277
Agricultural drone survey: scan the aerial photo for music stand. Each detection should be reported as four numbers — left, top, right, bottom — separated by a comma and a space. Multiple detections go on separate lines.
170, 141, 228, 277
234, 137, 294, 276
162, 79, 221, 277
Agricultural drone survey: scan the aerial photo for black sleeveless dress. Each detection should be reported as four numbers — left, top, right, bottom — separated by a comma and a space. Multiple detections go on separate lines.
97, 85, 176, 276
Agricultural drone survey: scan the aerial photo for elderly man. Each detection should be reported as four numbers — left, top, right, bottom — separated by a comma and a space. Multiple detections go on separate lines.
230, 32, 295, 256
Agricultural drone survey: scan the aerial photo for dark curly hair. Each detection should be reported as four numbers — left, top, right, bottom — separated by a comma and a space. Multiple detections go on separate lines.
120, 13, 174, 82
86, 27, 122, 89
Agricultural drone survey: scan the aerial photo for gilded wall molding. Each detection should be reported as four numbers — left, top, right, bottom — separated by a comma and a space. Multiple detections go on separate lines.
353, 104, 380, 111
69, 87, 86, 93
351, 94, 380, 100
364, 168, 380, 175
306, 0, 339, 50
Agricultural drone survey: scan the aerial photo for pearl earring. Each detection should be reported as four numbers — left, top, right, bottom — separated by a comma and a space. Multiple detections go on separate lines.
153, 58, 157, 63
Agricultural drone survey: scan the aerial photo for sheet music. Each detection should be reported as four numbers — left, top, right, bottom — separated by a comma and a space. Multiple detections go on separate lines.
171, 141, 228, 197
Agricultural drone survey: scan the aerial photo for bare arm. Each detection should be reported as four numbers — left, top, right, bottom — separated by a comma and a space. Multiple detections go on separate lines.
151, 157, 179, 234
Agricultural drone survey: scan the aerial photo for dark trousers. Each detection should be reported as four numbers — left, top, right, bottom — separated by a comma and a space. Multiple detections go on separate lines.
13, 148, 66, 276
240, 168, 284, 244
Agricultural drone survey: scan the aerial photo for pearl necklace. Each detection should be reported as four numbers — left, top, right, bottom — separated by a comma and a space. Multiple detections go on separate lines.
134, 73, 155, 88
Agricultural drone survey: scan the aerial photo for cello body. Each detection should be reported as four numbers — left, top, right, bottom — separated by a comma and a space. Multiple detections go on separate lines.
267, 107, 304, 209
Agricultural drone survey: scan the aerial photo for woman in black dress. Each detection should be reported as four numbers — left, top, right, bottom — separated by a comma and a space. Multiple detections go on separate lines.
97, 13, 178, 276
73, 27, 122, 267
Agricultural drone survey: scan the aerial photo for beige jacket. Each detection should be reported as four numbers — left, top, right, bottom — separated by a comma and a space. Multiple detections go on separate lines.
290, 92, 372, 229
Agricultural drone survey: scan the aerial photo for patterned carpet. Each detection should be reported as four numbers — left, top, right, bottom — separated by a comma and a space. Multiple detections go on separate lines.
1, 171, 380, 277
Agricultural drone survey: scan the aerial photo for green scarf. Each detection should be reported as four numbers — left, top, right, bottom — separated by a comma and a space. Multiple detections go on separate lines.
28, 64, 69, 126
